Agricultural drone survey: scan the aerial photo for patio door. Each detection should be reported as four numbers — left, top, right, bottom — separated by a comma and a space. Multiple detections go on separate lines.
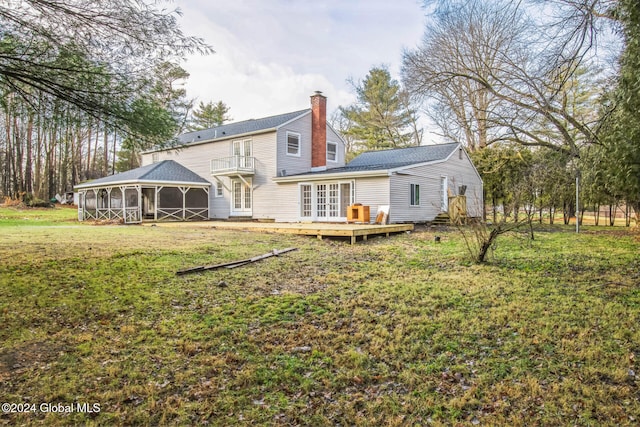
231, 178, 252, 216
233, 140, 252, 168
301, 181, 353, 221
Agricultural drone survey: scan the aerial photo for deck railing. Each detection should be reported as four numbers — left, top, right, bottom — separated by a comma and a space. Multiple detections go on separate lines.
211, 156, 255, 175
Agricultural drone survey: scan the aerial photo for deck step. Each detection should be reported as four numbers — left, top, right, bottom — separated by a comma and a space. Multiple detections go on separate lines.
431, 213, 451, 225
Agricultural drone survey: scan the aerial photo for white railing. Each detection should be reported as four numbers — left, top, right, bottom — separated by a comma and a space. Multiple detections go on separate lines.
211, 156, 255, 175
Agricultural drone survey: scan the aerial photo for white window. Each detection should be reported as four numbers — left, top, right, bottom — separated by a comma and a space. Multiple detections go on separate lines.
152, 153, 159, 163
327, 142, 338, 162
410, 184, 420, 206
299, 181, 354, 220
215, 183, 223, 197
286, 132, 300, 156
300, 184, 312, 217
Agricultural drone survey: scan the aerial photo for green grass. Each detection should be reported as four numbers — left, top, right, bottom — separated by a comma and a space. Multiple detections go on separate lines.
0, 207, 639, 426
0, 205, 78, 226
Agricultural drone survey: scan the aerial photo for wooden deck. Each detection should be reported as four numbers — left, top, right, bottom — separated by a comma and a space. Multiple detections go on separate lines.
148, 221, 414, 244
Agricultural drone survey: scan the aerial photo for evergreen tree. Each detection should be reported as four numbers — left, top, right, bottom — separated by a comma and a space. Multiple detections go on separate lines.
339, 67, 419, 151
188, 101, 231, 131
597, 0, 640, 223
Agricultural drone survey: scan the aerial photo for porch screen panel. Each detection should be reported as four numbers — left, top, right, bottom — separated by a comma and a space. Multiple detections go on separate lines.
185, 188, 208, 206
85, 191, 96, 209
125, 188, 138, 207
110, 187, 123, 209
159, 187, 182, 208
97, 189, 109, 208
300, 185, 312, 217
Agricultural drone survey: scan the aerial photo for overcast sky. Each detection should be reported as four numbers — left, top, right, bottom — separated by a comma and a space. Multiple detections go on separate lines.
177, 0, 426, 123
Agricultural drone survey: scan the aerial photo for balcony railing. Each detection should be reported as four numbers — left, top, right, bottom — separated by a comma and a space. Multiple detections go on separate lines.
211, 156, 255, 175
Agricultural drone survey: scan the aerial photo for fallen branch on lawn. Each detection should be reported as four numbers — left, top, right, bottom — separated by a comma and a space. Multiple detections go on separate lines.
176, 248, 298, 276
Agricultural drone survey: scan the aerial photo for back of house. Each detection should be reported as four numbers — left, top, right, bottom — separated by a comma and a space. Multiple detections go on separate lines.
76, 91, 483, 224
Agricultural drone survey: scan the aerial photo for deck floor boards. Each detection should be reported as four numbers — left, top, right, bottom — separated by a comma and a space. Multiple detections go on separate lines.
145, 221, 414, 244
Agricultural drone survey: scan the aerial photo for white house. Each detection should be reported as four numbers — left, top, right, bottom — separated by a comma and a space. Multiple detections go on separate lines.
76, 92, 483, 224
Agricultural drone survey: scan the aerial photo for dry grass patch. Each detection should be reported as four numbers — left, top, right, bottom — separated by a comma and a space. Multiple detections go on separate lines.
0, 209, 639, 425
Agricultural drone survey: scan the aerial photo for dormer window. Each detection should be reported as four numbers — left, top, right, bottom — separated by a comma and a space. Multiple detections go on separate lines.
327, 142, 337, 162
286, 132, 300, 156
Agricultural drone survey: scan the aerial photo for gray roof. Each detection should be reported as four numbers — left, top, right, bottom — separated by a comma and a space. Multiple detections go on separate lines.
175, 109, 310, 147
75, 160, 209, 189
281, 143, 461, 178
347, 143, 460, 169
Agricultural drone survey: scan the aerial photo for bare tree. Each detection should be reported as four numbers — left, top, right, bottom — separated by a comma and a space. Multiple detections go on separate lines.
403, 0, 604, 158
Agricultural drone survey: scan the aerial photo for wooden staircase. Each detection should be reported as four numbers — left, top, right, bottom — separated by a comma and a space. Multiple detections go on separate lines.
431, 212, 451, 226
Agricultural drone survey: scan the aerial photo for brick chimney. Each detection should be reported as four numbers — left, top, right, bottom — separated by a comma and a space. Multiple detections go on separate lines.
310, 91, 327, 171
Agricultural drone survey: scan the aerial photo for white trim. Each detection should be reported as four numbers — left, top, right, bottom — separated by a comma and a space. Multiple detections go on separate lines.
275, 110, 311, 129
285, 131, 301, 157
230, 177, 252, 216
272, 146, 471, 183
232, 138, 252, 157
75, 179, 211, 190
141, 109, 311, 154
273, 169, 391, 183
410, 183, 420, 207
441, 176, 449, 211
326, 141, 338, 163
296, 180, 355, 222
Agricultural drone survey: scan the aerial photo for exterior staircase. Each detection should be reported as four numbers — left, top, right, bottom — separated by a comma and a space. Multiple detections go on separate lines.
431, 212, 451, 226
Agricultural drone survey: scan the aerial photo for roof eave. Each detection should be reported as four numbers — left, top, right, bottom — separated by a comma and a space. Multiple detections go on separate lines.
273, 169, 391, 183
142, 128, 279, 154
74, 179, 211, 190
274, 110, 311, 130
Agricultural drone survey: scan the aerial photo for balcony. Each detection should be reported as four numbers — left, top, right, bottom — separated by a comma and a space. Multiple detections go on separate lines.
211, 156, 255, 176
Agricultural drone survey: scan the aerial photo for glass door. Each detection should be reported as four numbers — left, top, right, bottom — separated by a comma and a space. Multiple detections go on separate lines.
231, 178, 252, 215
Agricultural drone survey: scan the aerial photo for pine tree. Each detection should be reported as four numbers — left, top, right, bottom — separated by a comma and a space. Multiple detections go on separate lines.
339, 67, 419, 151
189, 101, 231, 131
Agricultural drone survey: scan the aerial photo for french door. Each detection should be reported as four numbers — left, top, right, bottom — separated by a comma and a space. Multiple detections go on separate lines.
233, 140, 252, 168
300, 181, 354, 221
231, 178, 252, 216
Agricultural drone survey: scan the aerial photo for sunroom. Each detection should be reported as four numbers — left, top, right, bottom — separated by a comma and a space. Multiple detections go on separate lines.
74, 160, 211, 223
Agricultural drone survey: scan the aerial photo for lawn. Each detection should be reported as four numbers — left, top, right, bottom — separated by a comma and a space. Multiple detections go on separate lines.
0, 206, 639, 426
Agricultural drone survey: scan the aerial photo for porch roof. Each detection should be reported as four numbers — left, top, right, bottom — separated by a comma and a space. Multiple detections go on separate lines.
75, 160, 210, 190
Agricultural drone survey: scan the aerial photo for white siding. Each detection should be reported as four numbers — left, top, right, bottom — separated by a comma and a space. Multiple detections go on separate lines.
352, 177, 390, 223
326, 126, 346, 167
249, 132, 279, 220
276, 114, 346, 177
140, 131, 279, 219
389, 148, 483, 222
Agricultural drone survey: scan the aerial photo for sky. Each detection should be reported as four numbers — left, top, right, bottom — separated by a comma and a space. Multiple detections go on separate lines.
177, 0, 427, 123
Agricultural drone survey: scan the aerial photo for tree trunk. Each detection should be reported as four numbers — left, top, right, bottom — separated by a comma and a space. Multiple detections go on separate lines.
112, 130, 117, 175
609, 204, 615, 226
492, 196, 497, 224
630, 201, 640, 227
86, 122, 92, 175
103, 127, 109, 175
625, 204, 631, 227
25, 113, 34, 194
